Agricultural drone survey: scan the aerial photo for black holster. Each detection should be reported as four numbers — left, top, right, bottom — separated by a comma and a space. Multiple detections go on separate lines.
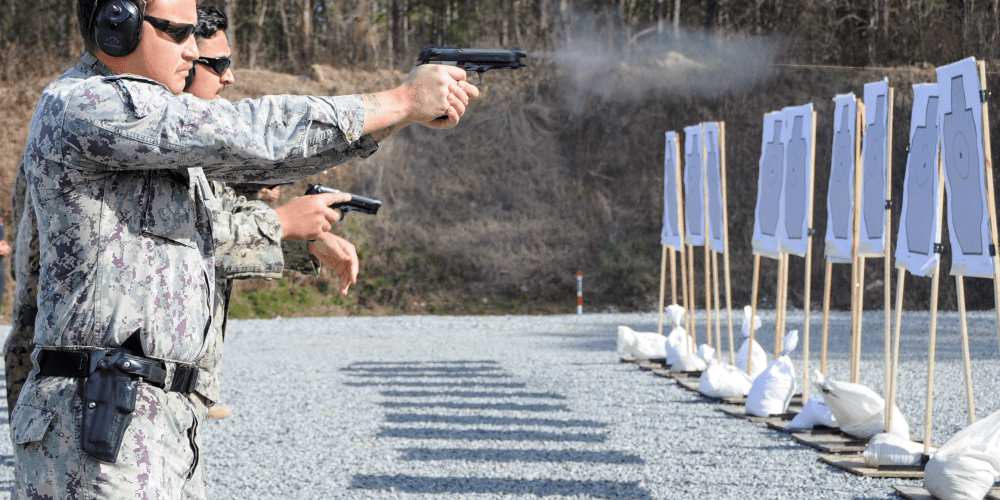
80, 348, 140, 463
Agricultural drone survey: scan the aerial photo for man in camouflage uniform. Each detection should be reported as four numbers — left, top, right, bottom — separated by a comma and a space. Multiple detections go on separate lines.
10, 0, 477, 497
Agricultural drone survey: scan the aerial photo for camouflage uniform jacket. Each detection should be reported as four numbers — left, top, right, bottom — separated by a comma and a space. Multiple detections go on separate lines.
24, 52, 374, 366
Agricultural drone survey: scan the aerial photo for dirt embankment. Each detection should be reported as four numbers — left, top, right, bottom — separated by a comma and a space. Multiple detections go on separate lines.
3, 61, 1000, 320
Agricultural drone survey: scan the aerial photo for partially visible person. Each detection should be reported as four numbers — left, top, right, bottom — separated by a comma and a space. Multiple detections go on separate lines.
181, 4, 359, 423
11, 0, 477, 496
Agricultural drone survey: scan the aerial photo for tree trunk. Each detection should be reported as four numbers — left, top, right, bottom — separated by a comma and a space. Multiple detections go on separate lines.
675, 0, 682, 31
277, 0, 297, 70
226, 0, 237, 66
387, 0, 395, 68
301, 0, 312, 66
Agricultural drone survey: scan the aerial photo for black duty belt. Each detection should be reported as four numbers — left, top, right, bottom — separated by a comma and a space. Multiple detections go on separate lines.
37, 349, 199, 395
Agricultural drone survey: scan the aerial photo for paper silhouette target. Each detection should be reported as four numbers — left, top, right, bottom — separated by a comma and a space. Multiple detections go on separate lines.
895, 84, 941, 277
703, 122, 726, 253
751, 111, 785, 258
859, 80, 890, 255
661, 131, 683, 249
825, 94, 858, 263
684, 124, 706, 246
779, 104, 815, 257
936, 58, 993, 277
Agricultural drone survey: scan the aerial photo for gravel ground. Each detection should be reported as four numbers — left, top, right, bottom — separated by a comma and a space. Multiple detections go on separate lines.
0, 308, 997, 499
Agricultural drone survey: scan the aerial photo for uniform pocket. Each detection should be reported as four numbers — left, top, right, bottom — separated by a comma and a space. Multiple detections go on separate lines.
10, 405, 55, 445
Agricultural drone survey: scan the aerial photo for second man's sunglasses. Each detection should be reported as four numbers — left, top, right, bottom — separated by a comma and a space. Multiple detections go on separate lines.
193, 56, 232, 76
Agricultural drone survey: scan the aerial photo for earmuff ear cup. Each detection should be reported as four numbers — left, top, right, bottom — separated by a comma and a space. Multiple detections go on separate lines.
94, 0, 143, 57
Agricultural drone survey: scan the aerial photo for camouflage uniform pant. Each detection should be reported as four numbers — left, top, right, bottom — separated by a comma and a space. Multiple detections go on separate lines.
11, 371, 209, 500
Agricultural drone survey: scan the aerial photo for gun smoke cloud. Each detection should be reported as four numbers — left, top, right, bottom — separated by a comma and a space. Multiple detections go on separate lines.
533, 14, 781, 110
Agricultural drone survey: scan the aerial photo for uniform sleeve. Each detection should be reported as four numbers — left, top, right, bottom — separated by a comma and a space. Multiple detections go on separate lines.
50, 75, 378, 184
281, 240, 321, 276
211, 183, 285, 280
10, 159, 26, 270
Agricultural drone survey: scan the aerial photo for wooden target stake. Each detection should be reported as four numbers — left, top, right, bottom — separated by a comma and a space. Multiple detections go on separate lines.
704, 245, 714, 349
802, 109, 819, 401
821, 261, 833, 374
882, 86, 895, 414
657, 246, 668, 336
670, 247, 678, 304
887, 267, 906, 433
687, 242, 697, 350
720, 122, 737, 365
955, 275, 977, 424
748, 254, 762, 376
977, 60, 1000, 353
850, 98, 866, 384
924, 254, 942, 457
775, 253, 788, 356
712, 251, 723, 363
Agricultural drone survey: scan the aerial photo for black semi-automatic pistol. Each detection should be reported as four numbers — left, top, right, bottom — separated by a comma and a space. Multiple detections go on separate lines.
418, 46, 527, 86
304, 183, 381, 220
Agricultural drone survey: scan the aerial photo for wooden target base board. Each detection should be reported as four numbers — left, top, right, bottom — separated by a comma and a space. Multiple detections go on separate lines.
674, 374, 703, 393
894, 484, 1000, 500
717, 405, 799, 425
819, 455, 925, 479
792, 431, 868, 454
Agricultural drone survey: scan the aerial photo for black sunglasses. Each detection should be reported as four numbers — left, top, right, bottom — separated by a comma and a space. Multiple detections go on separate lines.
146, 15, 195, 44
193, 56, 231, 76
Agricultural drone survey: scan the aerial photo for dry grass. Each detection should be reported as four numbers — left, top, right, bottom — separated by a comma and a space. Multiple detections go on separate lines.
4, 61, 1000, 320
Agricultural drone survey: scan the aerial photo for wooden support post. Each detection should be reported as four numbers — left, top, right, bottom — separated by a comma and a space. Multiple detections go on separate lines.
956, 276, 977, 424
748, 254, 762, 376
801, 109, 818, 401
704, 245, 714, 349
658, 245, 668, 336
687, 243, 697, 350
976, 61, 1000, 353
720, 122, 737, 365
883, 86, 895, 413
669, 246, 678, 306
775, 254, 789, 356
924, 258, 942, 457
821, 260, 833, 375
850, 98, 866, 384
887, 268, 906, 433
712, 250, 723, 363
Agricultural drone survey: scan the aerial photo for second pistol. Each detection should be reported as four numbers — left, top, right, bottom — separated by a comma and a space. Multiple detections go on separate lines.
304, 183, 382, 220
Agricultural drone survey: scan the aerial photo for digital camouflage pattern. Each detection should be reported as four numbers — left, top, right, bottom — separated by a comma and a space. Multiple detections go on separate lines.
6, 161, 38, 417
12, 51, 375, 499
12, 372, 208, 499
24, 51, 373, 364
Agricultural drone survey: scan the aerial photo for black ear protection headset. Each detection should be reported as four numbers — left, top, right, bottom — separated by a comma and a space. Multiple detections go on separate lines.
91, 0, 146, 57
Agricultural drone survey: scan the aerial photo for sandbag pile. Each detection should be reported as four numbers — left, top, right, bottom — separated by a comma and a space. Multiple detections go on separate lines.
862, 433, 930, 467
735, 305, 768, 379
785, 395, 838, 431
924, 409, 1000, 500
699, 363, 754, 399
663, 305, 690, 365
671, 344, 714, 373
616, 325, 667, 361
813, 371, 910, 440
745, 330, 799, 417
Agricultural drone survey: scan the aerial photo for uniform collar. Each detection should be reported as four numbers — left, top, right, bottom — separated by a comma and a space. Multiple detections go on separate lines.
77, 51, 117, 78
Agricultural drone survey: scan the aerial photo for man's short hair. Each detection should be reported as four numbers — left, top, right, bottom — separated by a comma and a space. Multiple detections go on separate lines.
77, 0, 152, 55
194, 5, 228, 43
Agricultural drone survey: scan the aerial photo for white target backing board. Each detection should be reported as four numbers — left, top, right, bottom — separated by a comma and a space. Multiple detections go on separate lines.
684, 124, 706, 247
825, 93, 859, 264
778, 103, 815, 257
751, 111, 785, 260
937, 58, 994, 277
661, 131, 684, 248
858, 79, 891, 256
703, 122, 726, 254
895, 84, 942, 277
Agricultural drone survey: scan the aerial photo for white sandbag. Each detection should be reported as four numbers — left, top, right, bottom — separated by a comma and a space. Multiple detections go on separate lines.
695, 344, 716, 366
663, 305, 690, 365
671, 353, 707, 372
786, 395, 838, 431
813, 371, 910, 440
863, 433, 929, 467
699, 363, 754, 398
924, 409, 1000, 500
745, 331, 798, 417
616, 326, 666, 361
735, 306, 768, 379
664, 328, 689, 365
